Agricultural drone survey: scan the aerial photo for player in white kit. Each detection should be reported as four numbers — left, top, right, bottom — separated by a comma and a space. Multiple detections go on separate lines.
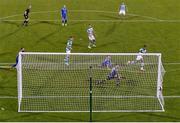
87, 24, 96, 49
119, 2, 127, 16
64, 36, 74, 65
127, 45, 147, 71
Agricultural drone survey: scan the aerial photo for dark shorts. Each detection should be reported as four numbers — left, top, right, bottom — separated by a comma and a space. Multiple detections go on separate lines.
24, 14, 28, 19
62, 16, 67, 21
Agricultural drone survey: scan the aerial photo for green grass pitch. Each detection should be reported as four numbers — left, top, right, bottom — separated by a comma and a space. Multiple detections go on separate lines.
0, 0, 180, 122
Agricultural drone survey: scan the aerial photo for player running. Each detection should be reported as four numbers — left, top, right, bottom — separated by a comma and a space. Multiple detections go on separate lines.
12, 48, 25, 68
119, 2, 127, 16
101, 56, 112, 69
61, 5, 68, 26
23, 5, 31, 26
64, 36, 74, 65
87, 24, 96, 49
127, 45, 147, 71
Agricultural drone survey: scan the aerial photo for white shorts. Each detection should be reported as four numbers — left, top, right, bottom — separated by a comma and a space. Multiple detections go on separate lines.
136, 55, 143, 61
88, 35, 95, 41
119, 10, 126, 15
66, 50, 71, 54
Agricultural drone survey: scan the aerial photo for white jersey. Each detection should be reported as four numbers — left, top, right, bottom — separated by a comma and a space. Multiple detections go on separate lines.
139, 48, 147, 53
119, 4, 126, 15
120, 4, 126, 11
87, 27, 95, 41
136, 52, 143, 61
66, 40, 73, 53
87, 27, 94, 36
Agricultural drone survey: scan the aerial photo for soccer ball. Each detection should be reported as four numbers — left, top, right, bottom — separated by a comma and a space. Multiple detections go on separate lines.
140, 67, 144, 71
127, 61, 131, 64
1, 107, 5, 110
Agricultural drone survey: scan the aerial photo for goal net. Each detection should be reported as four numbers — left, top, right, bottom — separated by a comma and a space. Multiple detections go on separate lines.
17, 52, 165, 112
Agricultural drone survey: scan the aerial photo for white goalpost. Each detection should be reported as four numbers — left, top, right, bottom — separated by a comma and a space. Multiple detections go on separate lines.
17, 52, 165, 112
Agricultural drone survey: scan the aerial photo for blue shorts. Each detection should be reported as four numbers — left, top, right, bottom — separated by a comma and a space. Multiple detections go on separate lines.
62, 16, 67, 21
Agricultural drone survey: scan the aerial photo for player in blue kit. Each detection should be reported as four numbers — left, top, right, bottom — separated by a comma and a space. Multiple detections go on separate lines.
96, 65, 125, 86
12, 48, 25, 68
119, 2, 127, 16
107, 65, 126, 86
61, 5, 68, 26
101, 56, 112, 69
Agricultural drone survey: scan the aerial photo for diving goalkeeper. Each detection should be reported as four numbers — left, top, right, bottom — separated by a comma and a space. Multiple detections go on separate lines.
12, 48, 25, 68
96, 65, 125, 86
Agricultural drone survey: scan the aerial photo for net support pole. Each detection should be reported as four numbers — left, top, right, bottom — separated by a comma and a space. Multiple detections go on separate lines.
17, 52, 23, 112
157, 54, 162, 97
89, 66, 93, 122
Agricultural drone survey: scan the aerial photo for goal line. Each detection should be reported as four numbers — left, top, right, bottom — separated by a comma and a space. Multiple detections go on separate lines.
1, 96, 180, 99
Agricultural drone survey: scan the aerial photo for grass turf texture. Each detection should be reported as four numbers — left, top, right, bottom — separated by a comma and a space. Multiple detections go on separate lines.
0, 0, 180, 122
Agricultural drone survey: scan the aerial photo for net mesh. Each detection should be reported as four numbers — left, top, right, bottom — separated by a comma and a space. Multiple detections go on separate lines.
18, 53, 165, 112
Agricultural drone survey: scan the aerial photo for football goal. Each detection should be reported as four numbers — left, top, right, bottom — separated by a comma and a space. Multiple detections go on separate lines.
17, 52, 165, 113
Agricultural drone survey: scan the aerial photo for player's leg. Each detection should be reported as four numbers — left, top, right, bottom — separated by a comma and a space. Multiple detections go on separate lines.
88, 37, 93, 49
107, 63, 112, 70
62, 17, 65, 26
64, 17, 67, 26
64, 50, 70, 65
25, 18, 29, 26
122, 10, 126, 16
88, 41, 92, 49
91, 35, 96, 47
115, 78, 120, 86
128, 55, 142, 65
92, 40, 96, 47
119, 10, 123, 16
140, 59, 145, 71
12, 57, 19, 68
23, 15, 27, 26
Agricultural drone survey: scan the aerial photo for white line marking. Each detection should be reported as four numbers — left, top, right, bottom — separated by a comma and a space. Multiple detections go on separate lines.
0, 62, 180, 65
164, 96, 180, 98
0, 9, 179, 23
0, 9, 160, 20
0, 96, 180, 99
164, 63, 180, 65
0, 96, 17, 99
1, 19, 180, 23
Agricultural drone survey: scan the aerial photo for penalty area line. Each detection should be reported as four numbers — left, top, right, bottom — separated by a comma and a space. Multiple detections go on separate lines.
1, 19, 180, 23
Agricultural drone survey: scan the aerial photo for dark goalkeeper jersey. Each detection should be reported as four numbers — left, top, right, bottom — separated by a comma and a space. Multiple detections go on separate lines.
24, 9, 30, 16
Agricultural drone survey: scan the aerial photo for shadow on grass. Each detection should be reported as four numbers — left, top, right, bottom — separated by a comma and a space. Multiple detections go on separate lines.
44, 113, 86, 122
34, 30, 59, 48
142, 113, 180, 121
0, 27, 22, 40
100, 14, 140, 20
30, 21, 83, 27
1, 21, 20, 27
93, 113, 133, 122
104, 22, 117, 37
98, 41, 119, 48
1, 113, 42, 122
93, 112, 180, 122
100, 14, 120, 20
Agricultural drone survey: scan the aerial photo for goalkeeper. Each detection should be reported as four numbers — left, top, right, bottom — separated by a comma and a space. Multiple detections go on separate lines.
96, 65, 125, 86
12, 48, 25, 68
107, 65, 125, 86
